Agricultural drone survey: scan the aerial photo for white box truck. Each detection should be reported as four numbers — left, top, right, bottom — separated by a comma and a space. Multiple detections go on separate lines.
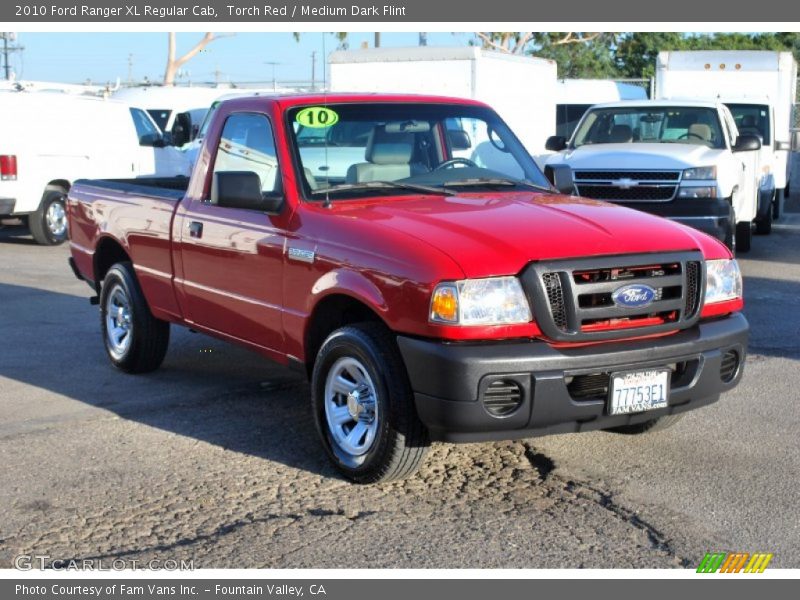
328, 47, 557, 163
655, 50, 798, 219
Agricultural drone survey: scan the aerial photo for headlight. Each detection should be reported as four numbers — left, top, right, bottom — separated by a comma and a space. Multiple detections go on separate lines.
430, 277, 532, 325
683, 166, 717, 180
705, 259, 742, 304
677, 186, 717, 198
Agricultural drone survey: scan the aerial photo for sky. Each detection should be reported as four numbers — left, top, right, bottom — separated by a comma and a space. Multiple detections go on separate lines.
8, 32, 479, 86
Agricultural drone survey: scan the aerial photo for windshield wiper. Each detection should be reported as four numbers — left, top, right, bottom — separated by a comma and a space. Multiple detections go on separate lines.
309, 180, 456, 197
443, 177, 553, 193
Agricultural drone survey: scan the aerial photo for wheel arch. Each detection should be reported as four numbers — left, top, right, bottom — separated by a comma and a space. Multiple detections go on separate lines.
93, 236, 132, 290
303, 292, 389, 378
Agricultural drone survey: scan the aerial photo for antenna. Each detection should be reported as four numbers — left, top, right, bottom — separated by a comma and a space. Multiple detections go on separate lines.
322, 32, 331, 209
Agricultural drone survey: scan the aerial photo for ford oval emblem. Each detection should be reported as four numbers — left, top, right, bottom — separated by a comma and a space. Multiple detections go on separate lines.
612, 284, 656, 308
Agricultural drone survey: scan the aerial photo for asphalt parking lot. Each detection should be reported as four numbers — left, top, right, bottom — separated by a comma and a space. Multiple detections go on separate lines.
1, 198, 799, 569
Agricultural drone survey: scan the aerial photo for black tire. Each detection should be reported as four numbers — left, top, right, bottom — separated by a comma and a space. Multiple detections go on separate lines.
29, 189, 68, 246
99, 262, 170, 374
755, 196, 773, 235
311, 322, 429, 484
735, 221, 752, 253
772, 188, 784, 220
606, 414, 684, 435
723, 219, 736, 254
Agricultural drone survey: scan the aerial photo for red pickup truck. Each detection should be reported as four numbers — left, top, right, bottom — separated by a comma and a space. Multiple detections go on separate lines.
67, 94, 748, 483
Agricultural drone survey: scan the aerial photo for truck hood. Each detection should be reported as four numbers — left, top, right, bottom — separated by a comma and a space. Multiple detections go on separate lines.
552, 143, 724, 170
333, 191, 721, 279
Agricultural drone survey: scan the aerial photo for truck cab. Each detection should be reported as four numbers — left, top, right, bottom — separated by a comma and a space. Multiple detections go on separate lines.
545, 99, 765, 252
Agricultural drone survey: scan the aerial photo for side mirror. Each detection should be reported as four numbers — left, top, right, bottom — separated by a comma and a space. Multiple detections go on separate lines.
733, 134, 762, 152
775, 140, 791, 152
789, 130, 800, 152
544, 165, 575, 195
448, 129, 472, 150
139, 133, 165, 148
545, 136, 568, 152
171, 124, 188, 147
211, 171, 284, 213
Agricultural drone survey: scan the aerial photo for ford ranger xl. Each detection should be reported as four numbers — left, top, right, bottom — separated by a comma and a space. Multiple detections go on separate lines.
67, 94, 749, 483
545, 99, 769, 253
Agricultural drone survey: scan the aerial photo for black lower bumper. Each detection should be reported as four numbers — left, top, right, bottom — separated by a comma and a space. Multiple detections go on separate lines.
397, 313, 748, 442
618, 197, 733, 244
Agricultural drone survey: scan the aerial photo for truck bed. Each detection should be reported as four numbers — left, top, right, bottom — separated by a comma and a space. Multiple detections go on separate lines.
72, 176, 189, 201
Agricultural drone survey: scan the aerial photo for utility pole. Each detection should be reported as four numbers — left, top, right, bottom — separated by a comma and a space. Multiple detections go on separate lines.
127, 54, 133, 85
374, 33, 381, 48
264, 61, 280, 91
310, 51, 316, 91
1, 33, 24, 81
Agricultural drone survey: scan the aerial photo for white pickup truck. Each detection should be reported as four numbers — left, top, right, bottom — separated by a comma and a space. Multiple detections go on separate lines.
545, 99, 766, 252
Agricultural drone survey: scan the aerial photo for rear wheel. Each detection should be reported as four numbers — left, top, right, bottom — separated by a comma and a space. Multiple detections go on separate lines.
735, 221, 752, 253
100, 262, 170, 373
29, 190, 68, 246
606, 414, 684, 435
311, 322, 429, 484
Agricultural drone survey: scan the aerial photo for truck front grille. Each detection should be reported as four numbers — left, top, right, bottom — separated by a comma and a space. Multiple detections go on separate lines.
522, 252, 705, 342
573, 169, 681, 202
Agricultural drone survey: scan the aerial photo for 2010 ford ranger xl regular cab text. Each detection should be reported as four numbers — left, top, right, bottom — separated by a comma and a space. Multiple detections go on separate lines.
67, 94, 749, 483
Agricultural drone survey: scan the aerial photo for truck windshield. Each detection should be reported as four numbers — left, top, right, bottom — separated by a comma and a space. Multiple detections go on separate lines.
727, 103, 771, 145
572, 106, 725, 149
286, 102, 552, 200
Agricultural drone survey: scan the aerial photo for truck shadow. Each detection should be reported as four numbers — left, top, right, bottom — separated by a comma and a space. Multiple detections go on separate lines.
0, 222, 37, 245
0, 280, 336, 479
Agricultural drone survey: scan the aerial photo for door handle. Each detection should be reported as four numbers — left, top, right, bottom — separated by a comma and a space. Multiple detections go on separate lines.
188, 221, 203, 238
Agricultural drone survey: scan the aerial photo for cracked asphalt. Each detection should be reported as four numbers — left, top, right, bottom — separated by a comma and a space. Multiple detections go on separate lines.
1, 192, 799, 569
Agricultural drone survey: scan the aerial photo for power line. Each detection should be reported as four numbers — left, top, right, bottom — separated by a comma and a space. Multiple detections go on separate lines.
1, 32, 24, 80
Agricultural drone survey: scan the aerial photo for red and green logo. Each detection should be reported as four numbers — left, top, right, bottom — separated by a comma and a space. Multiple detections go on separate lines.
697, 552, 773, 573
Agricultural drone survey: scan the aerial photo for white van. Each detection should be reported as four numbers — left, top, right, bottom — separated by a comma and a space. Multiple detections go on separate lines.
0, 91, 190, 245
655, 51, 799, 219
112, 85, 236, 145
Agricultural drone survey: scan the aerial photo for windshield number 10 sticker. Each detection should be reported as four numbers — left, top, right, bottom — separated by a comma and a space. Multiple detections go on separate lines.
296, 106, 339, 128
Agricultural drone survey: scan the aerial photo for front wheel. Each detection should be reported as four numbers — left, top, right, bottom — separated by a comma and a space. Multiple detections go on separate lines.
311, 322, 429, 484
100, 262, 170, 374
755, 195, 773, 235
29, 190, 68, 246
735, 221, 752, 253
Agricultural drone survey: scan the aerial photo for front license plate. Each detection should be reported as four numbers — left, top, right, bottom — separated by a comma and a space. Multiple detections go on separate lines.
608, 369, 670, 415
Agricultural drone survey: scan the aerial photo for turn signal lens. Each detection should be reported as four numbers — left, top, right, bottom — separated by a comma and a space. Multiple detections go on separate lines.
430, 284, 459, 323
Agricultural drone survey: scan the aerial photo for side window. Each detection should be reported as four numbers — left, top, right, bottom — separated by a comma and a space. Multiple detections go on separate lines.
129, 108, 162, 147
212, 113, 279, 197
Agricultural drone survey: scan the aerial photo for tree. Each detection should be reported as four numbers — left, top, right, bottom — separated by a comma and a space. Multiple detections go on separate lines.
163, 32, 227, 86
474, 32, 620, 78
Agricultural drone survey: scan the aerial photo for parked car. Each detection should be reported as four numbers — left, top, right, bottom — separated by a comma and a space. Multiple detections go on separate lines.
0, 90, 189, 245
655, 50, 799, 220
545, 99, 765, 252
67, 94, 748, 483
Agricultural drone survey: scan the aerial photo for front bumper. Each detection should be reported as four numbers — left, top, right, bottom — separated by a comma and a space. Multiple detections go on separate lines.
619, 197, 733, 244
0, 197, 16, 216
397, 313, 748, 442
